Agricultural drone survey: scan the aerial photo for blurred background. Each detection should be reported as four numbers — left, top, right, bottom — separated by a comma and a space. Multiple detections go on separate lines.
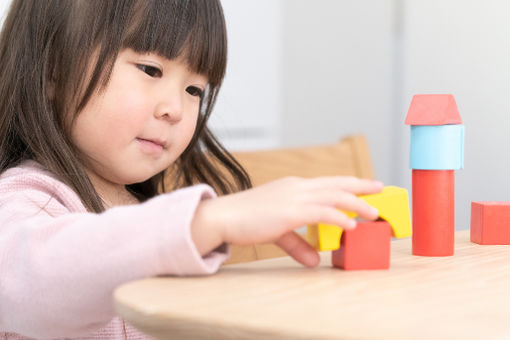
1, 0, 509, 231
212, 0, 510, 231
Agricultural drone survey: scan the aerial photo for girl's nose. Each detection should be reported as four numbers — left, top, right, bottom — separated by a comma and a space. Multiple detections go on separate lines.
154, 94, 183, 124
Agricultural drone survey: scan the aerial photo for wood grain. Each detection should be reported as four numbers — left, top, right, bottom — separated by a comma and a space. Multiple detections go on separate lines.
232, 134, 375, 187
115, 230, 510, 339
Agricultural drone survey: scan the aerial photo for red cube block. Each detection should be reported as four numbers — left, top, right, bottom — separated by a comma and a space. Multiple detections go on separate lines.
471, 202, 510, 245
332, 221, 392, 270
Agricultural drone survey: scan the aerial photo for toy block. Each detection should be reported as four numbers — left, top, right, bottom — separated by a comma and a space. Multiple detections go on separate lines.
410, 124, 464, 170
355, 186, 411, 239
471, 202, 510, 244
332, 221, 392, 270
405, 94, 462, 125
412, 169, 454, 256
307, 223, 343, 251
307, 186, 411, 251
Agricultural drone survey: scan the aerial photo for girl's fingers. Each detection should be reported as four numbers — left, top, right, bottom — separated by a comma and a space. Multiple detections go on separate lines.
310, 190, 379, 221
304, 176, 384, 195
275, 231, 320, 267
303, 206, 358, 230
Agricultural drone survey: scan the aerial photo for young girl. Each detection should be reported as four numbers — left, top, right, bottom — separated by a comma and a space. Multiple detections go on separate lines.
0, 0, 382, 339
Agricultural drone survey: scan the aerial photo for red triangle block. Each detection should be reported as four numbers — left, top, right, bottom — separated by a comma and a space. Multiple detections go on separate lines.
405, 94, 462, 125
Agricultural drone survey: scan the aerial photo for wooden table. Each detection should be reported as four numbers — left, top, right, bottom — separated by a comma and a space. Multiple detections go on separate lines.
114, 230, 510, 339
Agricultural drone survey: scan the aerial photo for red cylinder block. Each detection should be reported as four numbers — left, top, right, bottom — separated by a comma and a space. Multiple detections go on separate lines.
412, 170, 454, 256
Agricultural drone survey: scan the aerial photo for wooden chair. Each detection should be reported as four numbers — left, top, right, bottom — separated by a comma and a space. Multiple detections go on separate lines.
224, 134, 375, 265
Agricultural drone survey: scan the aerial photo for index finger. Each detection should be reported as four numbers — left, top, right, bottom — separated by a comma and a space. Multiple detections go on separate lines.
307, 176, 384, 195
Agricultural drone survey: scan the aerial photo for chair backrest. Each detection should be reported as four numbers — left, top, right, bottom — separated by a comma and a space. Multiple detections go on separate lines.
224, 134, 376, 265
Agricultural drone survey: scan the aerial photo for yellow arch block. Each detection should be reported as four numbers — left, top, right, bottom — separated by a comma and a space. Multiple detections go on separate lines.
307, 186, 412, 251
307, 223, 343, 251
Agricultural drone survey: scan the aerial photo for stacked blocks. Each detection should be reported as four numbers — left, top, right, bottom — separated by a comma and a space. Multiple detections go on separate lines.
405, 94, 464, 257
471, 202, 510, 245
332, 221, 392, 270
307, 186, 411, 270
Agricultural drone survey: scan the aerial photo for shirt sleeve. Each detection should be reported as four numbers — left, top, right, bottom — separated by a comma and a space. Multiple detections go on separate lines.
0, 184, 229, 338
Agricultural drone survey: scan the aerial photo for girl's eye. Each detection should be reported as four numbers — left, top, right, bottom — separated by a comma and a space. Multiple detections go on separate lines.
136, 64, 162, 78
186, 86, 203, 98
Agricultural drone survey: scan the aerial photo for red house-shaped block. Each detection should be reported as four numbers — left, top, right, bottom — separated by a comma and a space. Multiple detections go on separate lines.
404, 94, 462, 126
332, 221, 392, 270
471, 202, 510, 245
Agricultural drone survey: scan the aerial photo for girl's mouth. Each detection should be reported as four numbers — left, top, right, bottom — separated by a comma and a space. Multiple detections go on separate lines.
136, 138, 165, 154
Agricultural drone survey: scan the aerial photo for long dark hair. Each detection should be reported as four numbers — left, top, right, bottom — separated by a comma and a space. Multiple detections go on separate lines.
0, 0, 251, 213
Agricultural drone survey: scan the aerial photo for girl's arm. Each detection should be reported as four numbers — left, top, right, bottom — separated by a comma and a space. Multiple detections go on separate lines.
191, 176, 383, 267
0, 181, 223, 338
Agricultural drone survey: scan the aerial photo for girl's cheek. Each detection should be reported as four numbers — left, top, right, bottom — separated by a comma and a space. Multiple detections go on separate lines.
184, 114, 199, 143
113, 93, 150, 123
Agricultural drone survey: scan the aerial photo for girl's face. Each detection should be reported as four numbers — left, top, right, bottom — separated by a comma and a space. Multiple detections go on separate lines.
71, 49, 207, 188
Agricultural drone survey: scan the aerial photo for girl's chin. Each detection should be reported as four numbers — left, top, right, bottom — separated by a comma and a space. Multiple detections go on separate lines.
124, 175, 158, 185
122, 167, 169, 185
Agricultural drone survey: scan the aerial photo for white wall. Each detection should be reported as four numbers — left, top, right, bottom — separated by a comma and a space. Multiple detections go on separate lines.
280, 0, 397, 185
217, 0, 399, 185
0, 0, 8, 20
209, 0, 283, 151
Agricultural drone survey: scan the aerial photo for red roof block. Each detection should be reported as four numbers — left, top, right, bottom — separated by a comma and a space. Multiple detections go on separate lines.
405, 94, 462, 125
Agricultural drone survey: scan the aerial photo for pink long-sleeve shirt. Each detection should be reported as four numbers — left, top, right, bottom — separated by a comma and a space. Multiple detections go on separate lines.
0, 160, 229, 339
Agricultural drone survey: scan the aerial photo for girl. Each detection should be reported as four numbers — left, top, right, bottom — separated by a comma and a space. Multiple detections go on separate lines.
0, 0, 382, 339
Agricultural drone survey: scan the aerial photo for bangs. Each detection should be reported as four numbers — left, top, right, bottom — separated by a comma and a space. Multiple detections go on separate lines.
123, 0, 227, 86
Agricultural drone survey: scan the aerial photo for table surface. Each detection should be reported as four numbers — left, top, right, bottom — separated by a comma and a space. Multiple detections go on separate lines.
114, 230, 510, 339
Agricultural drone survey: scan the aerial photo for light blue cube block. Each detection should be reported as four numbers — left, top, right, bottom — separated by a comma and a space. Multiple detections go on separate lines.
410, 124, 464, 170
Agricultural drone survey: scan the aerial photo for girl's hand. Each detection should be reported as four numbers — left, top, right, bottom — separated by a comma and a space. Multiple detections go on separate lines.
191, 176, 383, 267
